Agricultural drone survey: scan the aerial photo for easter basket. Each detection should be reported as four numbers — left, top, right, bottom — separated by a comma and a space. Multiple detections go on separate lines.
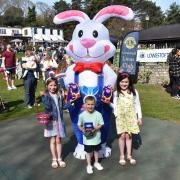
35, 101, 51, 125
36, 113, 51, 125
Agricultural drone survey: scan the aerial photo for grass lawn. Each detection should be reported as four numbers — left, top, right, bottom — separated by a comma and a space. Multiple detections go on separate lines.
136, 84, 180, 123
0, 76, 180, 123
0, 77, 44, 121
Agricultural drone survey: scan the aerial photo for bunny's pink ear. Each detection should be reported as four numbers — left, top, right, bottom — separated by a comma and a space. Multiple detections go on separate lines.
93, 5, 134, 23
53, 10, 90, 24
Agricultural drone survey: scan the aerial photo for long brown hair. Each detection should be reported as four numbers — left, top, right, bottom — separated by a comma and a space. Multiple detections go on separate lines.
116, 72, 136, 96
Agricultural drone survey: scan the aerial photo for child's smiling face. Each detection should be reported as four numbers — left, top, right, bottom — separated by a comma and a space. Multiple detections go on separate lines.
119, 77, 129, 91
47, 81, 58, 94
85, 99, 95, 113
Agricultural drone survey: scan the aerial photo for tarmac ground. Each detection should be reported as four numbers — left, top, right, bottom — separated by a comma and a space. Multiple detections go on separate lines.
0, 113, 180, 180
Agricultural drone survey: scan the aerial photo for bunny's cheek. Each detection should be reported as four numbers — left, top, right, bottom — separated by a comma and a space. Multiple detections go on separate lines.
69, 44, 74, 52
104, 45, 110, 53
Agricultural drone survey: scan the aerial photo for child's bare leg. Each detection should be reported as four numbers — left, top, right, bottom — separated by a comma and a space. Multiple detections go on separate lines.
94, 150, 103, 170
86, 152, 92, 166
119, 133, 126, 165
56, 136, 62, 160
50, 136, 58, 168
50, 137, 57, 160
94, 151, 99, 163
126, 133, 136, 165
119, 133, 126, 158
56, 136, 66, 167
125, 133, 132, 158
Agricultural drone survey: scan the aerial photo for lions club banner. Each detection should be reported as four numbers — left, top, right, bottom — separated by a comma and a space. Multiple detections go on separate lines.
120, 31, 139, 75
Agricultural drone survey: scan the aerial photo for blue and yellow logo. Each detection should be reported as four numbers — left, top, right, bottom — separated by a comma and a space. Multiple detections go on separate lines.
124, 36, 137, 49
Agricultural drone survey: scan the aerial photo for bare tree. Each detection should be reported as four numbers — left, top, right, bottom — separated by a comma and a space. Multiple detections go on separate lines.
0, 0, 34, 16
35, 1, 50, 15
35, 1, 55, 26
0, 0, 11, 15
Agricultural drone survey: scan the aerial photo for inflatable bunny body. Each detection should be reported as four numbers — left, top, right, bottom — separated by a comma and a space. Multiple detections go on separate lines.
54, 5, 134, 159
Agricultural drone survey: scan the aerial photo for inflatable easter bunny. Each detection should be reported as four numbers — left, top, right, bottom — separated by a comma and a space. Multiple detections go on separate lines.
53, 5, 134, 159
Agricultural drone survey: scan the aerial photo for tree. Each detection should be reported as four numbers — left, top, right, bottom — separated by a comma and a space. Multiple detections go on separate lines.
71, 0, 83, 10
165, 2, 180, 24
0, 0, 9, 16
53, 0, 71, 14
3, 6, 24, 26
53, 0, 72, 40
35, 2, 54, 27
85, 0, 111, 18
3, 0, 33, 16
26, 6, 37, 26
120, 0, 165, 29
4, 6, 24, 17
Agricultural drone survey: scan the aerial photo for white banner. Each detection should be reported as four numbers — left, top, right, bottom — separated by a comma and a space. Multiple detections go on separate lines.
137, 48, 172, 62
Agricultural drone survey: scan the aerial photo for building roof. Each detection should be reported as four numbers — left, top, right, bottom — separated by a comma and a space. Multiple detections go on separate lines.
139, 23, 180, 43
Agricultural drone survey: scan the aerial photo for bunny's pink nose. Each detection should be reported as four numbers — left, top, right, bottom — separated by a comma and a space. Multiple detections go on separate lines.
80, 38, 96, 48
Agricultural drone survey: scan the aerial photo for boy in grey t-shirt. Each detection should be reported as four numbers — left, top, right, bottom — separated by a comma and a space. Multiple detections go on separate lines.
78, 95, 104, 174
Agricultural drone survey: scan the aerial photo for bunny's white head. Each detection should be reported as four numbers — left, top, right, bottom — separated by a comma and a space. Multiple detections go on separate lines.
53, 5, 134, 64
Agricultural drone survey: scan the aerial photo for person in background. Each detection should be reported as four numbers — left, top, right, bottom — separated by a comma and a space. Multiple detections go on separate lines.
21, 49, 38, 109
41, 52, 58, 82
2, 44, 17, 90
58, 44, 66, 61
167, 48, 180, 99
0, 51, 6, 80
52, 51, 60, 64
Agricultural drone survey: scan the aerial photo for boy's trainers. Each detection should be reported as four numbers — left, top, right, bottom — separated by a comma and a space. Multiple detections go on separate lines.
94, 162, 103, 170
86, 165, 93, 174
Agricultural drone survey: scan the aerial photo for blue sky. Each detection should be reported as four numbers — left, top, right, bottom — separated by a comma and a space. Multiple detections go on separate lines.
32, 0, 180, 12
152, 0, 180, 12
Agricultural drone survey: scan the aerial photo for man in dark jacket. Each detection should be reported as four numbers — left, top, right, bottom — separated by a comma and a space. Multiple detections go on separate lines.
167, 48, 180, 99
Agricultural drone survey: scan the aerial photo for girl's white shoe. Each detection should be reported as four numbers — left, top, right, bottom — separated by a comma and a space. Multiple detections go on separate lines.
51, 159, 58, 168
119, 156, 126, 166
127, 156, 136, 165
57, 159, 66, 168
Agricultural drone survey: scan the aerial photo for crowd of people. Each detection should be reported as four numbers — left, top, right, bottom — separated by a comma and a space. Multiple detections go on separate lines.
0, 43, 74, 109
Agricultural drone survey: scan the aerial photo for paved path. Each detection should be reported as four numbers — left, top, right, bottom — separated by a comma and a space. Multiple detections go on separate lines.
0, 113, 180, 180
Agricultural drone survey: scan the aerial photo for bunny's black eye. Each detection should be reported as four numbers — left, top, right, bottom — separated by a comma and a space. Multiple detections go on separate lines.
78, 30, 83, 37
93, 30, 98, 38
